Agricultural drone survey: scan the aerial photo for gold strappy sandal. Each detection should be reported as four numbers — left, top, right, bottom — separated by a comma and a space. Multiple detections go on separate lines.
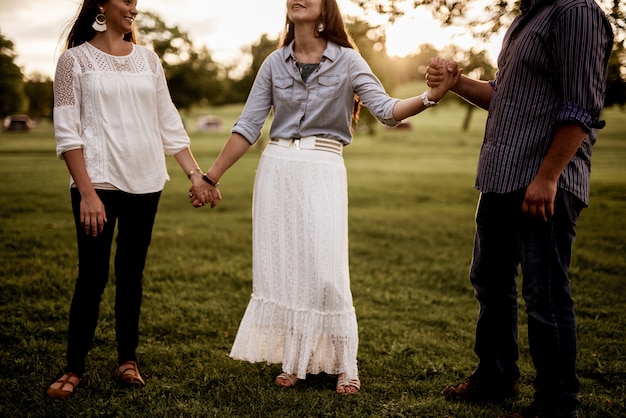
336, 373, 360, 394
275, 372, 299, 388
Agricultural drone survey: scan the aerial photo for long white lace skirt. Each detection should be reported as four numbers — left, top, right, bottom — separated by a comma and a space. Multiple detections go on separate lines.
229, 143, 359, 380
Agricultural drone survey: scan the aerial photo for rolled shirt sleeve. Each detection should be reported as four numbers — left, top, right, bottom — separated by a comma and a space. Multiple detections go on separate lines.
552, 3, 614, 132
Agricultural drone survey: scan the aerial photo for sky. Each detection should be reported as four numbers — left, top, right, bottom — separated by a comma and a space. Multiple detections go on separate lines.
0, 0, 502, 79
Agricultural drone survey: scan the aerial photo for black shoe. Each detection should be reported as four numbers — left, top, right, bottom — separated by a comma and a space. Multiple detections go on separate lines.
442, 374, 519, 402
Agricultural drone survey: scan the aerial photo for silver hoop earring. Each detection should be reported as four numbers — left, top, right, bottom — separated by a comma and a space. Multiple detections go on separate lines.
92, 13, 107, 32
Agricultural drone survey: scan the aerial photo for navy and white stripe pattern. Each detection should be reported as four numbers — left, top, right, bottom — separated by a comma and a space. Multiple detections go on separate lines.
477, 0, 613, 205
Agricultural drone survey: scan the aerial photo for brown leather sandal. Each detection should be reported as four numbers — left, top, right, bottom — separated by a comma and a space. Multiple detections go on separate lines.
46, 372, 80, 399
115, 361, 145, 387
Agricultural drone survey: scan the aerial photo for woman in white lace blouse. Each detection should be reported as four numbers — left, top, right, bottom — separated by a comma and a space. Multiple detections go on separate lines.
46, 0, 214, 399
190, 0, 454, 394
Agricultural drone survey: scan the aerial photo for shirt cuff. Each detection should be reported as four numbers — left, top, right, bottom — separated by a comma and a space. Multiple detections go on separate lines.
231, 123, 260, 145
56, 144, 83, 159
557, 102, 605, 132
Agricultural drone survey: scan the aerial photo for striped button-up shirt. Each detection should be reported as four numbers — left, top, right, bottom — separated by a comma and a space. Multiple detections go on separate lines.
476, 0, 613, 205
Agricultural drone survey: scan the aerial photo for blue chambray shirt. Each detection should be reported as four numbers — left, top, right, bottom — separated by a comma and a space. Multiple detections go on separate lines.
477, 0, 613, 205
232, 41, 400, 146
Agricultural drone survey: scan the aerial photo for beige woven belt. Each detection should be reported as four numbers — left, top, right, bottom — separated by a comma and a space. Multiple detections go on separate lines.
270, 136, 343, 156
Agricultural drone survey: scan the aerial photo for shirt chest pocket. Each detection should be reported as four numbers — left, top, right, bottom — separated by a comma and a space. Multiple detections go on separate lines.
274, 77, 294, 101
317, 75, 341, 99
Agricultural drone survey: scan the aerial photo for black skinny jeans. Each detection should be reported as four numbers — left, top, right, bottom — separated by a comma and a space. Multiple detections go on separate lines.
65, 188, 161, 376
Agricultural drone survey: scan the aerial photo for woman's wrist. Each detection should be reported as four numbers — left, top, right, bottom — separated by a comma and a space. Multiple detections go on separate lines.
187, 167, 203, 180
202, 172, 219, 187
421, 91, 440, 107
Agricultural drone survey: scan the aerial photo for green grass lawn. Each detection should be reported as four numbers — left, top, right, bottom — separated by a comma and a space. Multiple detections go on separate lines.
0, 102, 624, 417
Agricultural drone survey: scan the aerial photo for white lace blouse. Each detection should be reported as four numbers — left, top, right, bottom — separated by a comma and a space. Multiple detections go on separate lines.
54, 42, 190, 194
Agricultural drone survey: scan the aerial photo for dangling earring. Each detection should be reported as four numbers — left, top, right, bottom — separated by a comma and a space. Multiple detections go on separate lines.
92, 12, 107, 32
317, 22, 325, 33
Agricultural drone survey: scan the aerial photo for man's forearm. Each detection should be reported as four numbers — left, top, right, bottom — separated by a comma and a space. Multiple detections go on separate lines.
535, 122, 588, 184
451, 75, 494, 111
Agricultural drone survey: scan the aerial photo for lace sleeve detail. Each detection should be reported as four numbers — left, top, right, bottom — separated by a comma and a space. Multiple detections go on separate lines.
53, 50, 85, 159
54, 52, 77, 108
145, 48, 159, 74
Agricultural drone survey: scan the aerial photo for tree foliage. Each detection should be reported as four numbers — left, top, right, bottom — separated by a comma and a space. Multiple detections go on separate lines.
0, 32, 26, 119
352, 0, 625, 43
134, 11, 225, 110
24, 73, 53, 120
134, 12, 194, 66
226, 33, 279, 104
351, 0, 518, 39
606, 43, 626, 108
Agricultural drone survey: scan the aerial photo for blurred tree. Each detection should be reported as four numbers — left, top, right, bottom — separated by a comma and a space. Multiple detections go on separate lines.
134, 11, 193, 65
165, 45, 225, 109
0, 32, 27, 118
606, 43, 626, 108
227, 33, 279, 104
388, 43, 441, 85
24, 73, 53, 120
352, 0, 518, 37
134, 11, 225, 110
352, 0, 624, 43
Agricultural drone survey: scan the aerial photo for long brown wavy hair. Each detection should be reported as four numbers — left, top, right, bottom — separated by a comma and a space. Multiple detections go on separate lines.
279, 0, 361, 125
62, 0, 137, 50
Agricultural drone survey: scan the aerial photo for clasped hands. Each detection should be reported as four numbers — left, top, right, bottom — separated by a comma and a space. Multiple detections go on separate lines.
188, 177, 221, 209
424, 57, 461, 97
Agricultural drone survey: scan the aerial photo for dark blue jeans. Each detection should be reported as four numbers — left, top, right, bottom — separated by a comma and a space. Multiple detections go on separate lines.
65, 188, 161, 376
470, 188, 583, 416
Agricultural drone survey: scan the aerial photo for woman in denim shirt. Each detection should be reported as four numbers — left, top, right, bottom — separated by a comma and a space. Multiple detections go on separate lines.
191, 0, 455, 394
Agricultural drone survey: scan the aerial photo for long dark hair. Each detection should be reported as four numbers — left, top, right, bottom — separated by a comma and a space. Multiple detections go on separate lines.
279, 0, 361, 124
62, 0, 137, 50
279, 0, 357, 49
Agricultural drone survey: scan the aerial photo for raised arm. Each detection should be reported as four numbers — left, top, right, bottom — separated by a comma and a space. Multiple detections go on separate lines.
391, 58, 462, 121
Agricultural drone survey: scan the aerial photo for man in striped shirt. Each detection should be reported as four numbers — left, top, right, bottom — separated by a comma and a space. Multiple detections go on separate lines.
427, 0, 613, 417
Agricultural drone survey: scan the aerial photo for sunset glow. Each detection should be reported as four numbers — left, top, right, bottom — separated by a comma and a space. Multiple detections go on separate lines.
0, 0, 501, 78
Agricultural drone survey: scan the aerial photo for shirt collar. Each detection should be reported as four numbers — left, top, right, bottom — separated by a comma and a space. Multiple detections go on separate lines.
520, 0, 555, 16
282, 40, 340, 63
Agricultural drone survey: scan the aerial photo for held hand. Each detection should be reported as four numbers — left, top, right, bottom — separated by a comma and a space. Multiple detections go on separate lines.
521, 177, 557, 222
79, 193, 107, 237
425, 57, 446, 87
425, 57, 461, 100
189, 177, 222, 208
425, 57, 458, 84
